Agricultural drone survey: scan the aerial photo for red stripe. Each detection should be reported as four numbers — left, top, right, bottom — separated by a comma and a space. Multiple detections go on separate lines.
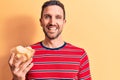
31, 64, 79, 70
33, 57, 80, 62
28, 73, 77, 78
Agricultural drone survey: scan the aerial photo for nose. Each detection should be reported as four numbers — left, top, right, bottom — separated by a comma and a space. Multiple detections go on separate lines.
49, 17, 56, 25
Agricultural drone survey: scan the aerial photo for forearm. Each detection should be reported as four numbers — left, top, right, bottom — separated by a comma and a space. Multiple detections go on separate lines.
12, 76, 25, 80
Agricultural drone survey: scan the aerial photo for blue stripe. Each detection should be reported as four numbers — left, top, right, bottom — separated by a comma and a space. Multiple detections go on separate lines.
33, 61, 80, 65
80, 74, 91, 80
30, 69, 78, 73
80, 67, 90, 74
33, 54, 81, 58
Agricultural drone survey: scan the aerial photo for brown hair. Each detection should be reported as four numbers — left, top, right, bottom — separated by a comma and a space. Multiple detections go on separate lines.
41, 0, 66, 19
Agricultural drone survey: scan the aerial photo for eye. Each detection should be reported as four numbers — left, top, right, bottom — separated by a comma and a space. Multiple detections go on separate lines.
56, 15, 62, 19
44, 14, 51, 19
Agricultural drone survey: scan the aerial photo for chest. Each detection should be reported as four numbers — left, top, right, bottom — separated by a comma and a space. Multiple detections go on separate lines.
27, 51, 81, 79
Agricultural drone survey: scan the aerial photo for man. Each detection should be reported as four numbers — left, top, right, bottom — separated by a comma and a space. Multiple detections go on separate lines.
9, 0, 92, 80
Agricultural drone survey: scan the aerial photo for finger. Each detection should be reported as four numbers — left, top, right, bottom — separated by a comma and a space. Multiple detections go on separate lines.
19, 58, 33, 71
12, 57, 26, 73
23, 63, 33, 74
13, 67, 19, 73
8, 53, 15, 66
13, 56, 25, 68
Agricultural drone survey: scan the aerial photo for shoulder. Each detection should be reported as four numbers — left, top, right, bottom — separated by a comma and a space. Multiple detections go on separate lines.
65, 42, 86, 54
29, 42, 41, 49
66, 43, 89, 60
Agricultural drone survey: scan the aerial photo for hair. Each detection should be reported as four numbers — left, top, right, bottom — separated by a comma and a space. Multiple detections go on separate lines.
41, 0, 66, 19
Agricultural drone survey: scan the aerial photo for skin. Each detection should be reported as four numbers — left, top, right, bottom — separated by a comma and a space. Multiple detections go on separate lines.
40, 5, 66, 48
8, 5, 66, 80
8, 53, 33, 80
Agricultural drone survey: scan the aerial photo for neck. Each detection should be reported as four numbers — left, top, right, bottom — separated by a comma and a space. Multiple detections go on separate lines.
42, 36, 65, 48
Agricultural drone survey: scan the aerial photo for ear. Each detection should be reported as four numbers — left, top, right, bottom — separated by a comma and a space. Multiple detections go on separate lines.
63, 19, 66, 24
39, 18, 43, 27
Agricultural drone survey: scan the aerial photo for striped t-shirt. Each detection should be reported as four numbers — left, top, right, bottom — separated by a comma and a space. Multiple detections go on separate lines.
26, 42, 91, 80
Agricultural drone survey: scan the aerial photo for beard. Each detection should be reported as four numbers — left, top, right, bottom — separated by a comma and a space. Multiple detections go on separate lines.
43, 28, 62, 40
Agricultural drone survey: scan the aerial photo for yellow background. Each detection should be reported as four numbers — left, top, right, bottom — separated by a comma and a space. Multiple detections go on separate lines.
0, 0, 120, 80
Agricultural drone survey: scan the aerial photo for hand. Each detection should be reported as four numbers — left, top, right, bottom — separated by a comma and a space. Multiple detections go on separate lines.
8, 53, 33, 80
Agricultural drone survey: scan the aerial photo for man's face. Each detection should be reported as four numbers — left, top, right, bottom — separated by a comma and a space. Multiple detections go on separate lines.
40, 5, 66, 40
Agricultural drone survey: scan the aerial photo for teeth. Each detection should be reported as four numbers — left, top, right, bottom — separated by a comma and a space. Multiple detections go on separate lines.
48, 27, 56, 30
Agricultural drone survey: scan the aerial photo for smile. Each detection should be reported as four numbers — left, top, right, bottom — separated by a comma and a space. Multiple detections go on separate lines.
48, 27, 57, 30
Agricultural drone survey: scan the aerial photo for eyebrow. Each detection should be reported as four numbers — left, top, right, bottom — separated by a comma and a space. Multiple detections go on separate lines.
43, 13, 63, 18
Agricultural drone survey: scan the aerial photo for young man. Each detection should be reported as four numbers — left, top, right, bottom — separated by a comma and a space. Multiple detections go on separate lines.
9, 0, 92, 80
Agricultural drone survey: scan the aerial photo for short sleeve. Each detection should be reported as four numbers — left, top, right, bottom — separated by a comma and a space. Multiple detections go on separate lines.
78, 51, 92, 80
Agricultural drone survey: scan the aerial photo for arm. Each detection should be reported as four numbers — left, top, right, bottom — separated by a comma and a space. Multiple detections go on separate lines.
78, 52, 92, 80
